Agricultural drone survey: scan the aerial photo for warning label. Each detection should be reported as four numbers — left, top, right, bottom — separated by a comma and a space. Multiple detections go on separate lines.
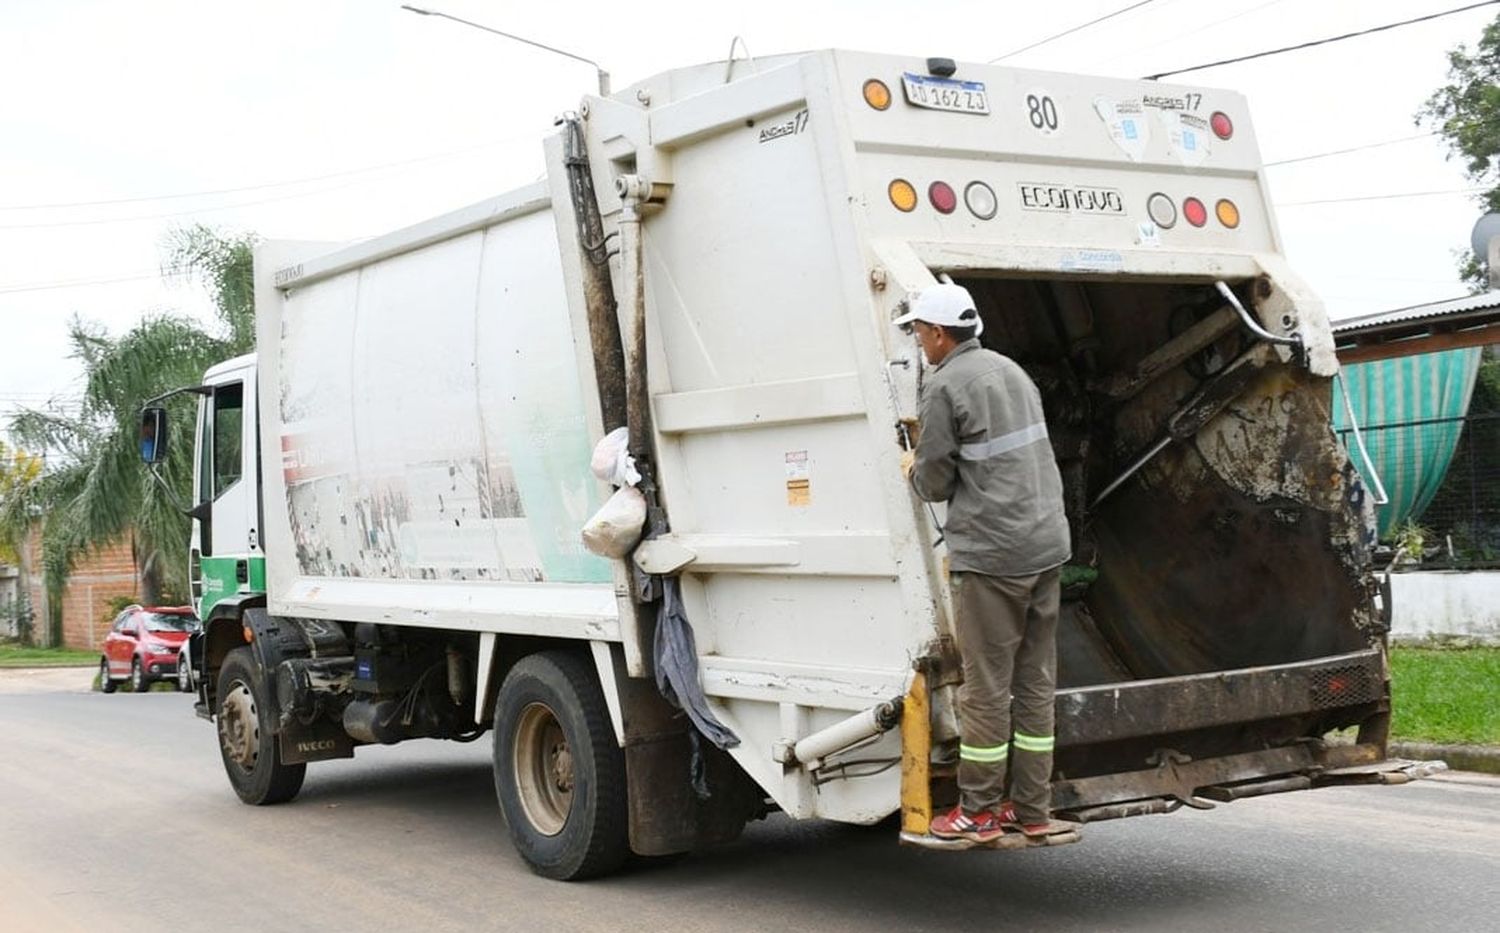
785, 450, 811, 507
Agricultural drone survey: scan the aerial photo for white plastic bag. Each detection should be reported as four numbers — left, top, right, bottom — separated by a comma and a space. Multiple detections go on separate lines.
581, 486, 647, 558
590, 427, 641, 487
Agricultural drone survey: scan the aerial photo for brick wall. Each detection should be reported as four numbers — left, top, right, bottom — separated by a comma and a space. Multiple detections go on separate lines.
23, 525, 139, 650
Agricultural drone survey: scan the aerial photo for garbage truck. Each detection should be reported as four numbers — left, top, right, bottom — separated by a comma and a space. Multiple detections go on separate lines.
141, 49, 1433, 880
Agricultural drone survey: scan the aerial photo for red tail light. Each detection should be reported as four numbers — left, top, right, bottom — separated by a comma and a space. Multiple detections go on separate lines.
1183, 197, 1208, 227
1210, 111, 1233, 140
928, 181, 957, 214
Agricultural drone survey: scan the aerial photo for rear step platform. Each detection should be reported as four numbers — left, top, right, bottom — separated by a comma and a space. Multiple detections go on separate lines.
899, 822, 1082, 852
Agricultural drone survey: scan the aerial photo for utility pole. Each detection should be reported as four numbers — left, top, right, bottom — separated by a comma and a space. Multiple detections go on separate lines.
400, 5, 611, 97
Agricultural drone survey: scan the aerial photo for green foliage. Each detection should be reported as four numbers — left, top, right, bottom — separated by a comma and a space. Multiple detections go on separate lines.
1418, 13, 1500, 288
0, 440, 43, 564
0, 642, 98, 668
1391, 518, 1432, 563
1390, 647, 1500, 745
163, 224, 258, 352
104, 594, 140, 620
5, 226, 257, 614
1473, 348, 1500, 415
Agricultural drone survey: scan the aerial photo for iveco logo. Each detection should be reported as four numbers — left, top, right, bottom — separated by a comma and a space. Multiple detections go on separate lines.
297, 739, 336, 752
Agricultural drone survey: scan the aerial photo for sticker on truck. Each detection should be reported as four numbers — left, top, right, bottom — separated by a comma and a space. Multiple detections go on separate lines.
785, 450, 811, 507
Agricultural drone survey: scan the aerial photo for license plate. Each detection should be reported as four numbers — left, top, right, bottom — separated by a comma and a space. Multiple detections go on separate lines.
900, 73, 989, 114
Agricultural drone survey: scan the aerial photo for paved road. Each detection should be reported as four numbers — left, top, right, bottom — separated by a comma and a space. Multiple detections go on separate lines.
4, 668, 1498, 932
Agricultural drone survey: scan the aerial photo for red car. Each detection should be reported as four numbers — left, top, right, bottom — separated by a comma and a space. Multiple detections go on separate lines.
100, 605, 199, 693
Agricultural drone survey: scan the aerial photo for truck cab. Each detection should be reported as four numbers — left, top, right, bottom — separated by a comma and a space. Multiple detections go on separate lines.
188, 354, 263, 619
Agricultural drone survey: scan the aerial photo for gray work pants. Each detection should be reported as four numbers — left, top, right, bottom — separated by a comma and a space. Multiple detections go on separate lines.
951, 567, 1060, 823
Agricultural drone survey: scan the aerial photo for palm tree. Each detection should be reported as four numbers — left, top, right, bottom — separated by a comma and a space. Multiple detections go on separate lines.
3, 226, 257, 629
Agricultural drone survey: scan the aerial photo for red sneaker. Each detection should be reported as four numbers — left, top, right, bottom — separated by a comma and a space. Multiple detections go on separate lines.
995, 800, 1017, 825
1018, 819, 1067, 838
929, 806, 1005, 843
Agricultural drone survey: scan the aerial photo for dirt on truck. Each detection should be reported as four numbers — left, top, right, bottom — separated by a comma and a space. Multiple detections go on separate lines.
140, 48, 1435, 880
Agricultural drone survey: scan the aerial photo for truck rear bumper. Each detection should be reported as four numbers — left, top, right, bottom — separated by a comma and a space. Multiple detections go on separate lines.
1041, 647, 1413, 819
1055, 648, 1386, 746
1052, 744, 1444, 821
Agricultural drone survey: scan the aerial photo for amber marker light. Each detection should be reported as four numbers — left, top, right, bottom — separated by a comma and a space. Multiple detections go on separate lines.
889, 178, 918, 212
1216, 198, 1240, 229
863, 79, 892, 111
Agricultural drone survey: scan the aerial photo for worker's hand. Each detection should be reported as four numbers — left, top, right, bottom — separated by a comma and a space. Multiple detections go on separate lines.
896, 418, 921, 449
899, 449, 916, 480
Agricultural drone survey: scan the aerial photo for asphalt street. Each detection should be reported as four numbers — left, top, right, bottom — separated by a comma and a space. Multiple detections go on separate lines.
3, 668, 1497, 932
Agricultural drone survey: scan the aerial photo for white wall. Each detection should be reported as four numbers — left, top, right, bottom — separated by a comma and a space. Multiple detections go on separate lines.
1389, 571, 1500, 644
0, 567, 17, 639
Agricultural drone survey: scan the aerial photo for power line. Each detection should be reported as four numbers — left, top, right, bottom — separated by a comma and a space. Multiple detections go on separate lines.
991, 0, 1162, 62
1095, 0, 1289, 67
0, 137, 530, 212
1264, 132, 1439, 166
0, 271, 185, 296
0, 171, 411, 231
1277, 186, 1488, 207
1143, 0, 1500, 79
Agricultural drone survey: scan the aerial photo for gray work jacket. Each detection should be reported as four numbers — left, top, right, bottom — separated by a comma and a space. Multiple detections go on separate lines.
910, 339, 1071, 577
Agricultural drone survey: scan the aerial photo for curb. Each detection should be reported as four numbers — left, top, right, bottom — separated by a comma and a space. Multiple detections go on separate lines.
1391, 741, 1500, 775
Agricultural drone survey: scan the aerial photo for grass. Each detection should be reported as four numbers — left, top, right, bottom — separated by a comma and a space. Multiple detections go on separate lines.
0, 642, 100, 668
1389, 646, 1500, 746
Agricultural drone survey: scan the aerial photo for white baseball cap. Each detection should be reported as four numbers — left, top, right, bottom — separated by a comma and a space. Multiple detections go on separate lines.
891, 283, 985, 336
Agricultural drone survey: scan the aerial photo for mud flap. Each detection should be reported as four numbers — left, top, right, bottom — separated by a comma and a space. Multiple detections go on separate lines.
278, 719, 355, 765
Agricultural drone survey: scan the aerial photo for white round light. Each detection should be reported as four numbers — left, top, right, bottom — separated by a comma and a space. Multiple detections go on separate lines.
1147, 192, 1177, 229
964, 181, 998, 220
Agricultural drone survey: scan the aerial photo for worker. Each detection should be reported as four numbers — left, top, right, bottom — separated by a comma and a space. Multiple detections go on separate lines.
894, 283, 1072, 844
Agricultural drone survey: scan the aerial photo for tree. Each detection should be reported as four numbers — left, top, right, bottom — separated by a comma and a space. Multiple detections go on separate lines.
5, 226, 257, 615
0, 440, 43, 565
1418, 12, 1500, 290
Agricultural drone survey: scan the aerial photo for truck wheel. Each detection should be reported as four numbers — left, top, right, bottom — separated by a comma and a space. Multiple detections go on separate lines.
99, 657, 117, 694
493, 651, 627, 880
216, 646, 306, 805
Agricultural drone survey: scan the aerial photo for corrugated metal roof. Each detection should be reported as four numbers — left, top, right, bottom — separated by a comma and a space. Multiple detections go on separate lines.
1332, 290, 1500, 334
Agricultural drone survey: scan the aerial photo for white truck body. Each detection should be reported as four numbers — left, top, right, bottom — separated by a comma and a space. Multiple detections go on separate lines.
171, 49, 1411, 877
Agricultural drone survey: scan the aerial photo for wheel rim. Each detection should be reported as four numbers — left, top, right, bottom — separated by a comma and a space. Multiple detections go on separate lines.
100, 659, 109, 688
512, 702, 574, 836
179, 661, 190, 691
131, 661, 143, 691
218, 681, 260, 770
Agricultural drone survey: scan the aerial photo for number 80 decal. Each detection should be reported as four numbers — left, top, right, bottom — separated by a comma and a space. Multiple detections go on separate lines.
1025, 88, 1061, 136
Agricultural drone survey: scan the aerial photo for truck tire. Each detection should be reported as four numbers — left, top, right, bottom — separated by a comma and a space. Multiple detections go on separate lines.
216, 646, 306, 805
493, 651, 627, 880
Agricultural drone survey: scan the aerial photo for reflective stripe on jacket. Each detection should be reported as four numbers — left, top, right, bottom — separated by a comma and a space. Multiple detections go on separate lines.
910, 339, 1071, 577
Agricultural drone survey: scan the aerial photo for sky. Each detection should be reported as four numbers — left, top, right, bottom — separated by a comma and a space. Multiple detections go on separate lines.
2, 0, 1496, 428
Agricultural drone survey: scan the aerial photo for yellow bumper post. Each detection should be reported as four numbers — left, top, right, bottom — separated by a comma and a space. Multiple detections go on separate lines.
900, 669, 932, 835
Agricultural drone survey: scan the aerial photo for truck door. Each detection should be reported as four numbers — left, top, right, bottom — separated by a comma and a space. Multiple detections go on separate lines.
190, 368, 259, 618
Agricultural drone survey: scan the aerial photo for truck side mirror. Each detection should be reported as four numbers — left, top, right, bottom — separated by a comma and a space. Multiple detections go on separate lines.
140, 407, 167, 465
